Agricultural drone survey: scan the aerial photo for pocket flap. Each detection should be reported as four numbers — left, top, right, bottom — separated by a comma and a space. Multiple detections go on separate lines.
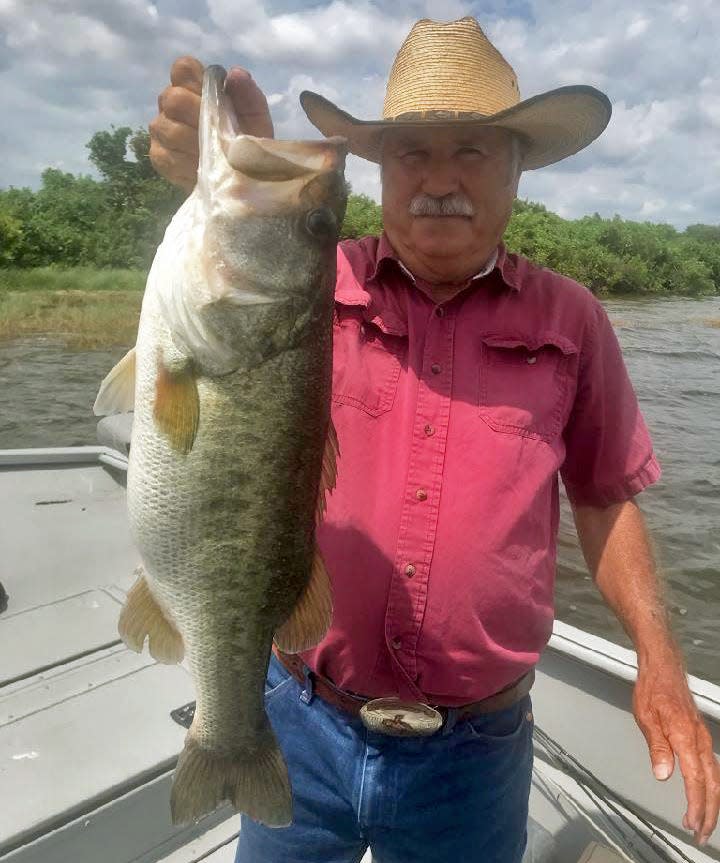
480, 332, 578, 356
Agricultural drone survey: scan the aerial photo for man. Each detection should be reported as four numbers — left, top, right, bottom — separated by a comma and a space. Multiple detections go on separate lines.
148, 17, 719, 862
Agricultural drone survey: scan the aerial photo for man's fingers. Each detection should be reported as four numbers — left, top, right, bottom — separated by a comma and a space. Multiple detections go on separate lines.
157, 86, 201, 130
149, 114, 199, 158
152, 86, 201, 188
669, 726, 707, 840
149, 141, 197, 192
170, 56, 203, 95
149, 57, 203, 190
225, 67, 274, 138
697, 724, 720, 844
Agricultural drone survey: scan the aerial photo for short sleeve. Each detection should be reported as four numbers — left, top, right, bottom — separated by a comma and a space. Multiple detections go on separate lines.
560, 299, 661, 507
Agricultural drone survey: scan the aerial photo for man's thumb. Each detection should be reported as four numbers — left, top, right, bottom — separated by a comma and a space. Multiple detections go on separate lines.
225, 67, 274, 139
637, 711, 675, 780
653, 759, 674, 781
649, 735, 675, 780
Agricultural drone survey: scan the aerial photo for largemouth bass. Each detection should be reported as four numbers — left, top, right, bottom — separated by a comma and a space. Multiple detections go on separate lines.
94, 65, 347, 827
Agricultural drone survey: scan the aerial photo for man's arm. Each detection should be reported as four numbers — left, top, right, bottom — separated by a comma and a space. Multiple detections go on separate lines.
572, 497, 720, 847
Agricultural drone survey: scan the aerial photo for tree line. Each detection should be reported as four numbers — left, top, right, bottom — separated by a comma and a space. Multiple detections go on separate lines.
1, 126, 718, 297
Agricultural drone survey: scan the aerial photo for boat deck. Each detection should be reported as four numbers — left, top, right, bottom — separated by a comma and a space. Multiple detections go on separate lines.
1, 448, 718, 863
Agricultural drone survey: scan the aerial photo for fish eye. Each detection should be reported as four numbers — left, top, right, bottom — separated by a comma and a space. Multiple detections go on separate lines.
305, 207, 337, 240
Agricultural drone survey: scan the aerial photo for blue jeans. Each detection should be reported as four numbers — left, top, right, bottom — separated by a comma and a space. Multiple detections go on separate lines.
234, 653, 534, 863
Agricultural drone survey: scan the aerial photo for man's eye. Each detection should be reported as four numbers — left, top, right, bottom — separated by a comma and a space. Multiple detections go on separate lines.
400, 150, 425, 161
458, 147, 487, 157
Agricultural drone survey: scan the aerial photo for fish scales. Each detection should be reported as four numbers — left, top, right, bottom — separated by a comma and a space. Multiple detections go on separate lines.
129, 286, 334, 746
94, 64, 347, 827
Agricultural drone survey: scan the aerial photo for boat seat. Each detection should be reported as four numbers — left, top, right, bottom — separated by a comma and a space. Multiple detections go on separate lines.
97, 412, 134, 456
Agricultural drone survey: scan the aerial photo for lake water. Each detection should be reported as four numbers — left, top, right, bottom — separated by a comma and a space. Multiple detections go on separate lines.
1, 296, 718, 684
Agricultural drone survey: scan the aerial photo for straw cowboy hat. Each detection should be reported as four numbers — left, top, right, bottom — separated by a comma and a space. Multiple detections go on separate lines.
300, 16, 611, 170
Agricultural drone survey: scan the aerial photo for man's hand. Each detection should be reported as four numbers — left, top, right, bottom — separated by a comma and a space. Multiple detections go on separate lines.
573, 498, 720, 846
633, 649, 720, 846
149, 57, 274, 192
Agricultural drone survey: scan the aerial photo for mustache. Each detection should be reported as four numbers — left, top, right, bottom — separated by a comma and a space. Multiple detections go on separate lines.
408, 193, 475, 217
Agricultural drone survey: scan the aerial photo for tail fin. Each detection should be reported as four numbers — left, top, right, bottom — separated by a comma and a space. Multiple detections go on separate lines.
170, 732, 292, 827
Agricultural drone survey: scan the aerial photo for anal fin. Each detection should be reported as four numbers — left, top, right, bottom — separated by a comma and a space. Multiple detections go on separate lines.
119, 566, 184, 664
273, 547, 332, 653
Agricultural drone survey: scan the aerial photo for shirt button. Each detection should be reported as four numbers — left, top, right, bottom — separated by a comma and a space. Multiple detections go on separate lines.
435, 307, 445, 318
391, 638, 402, 649
415, 489, 427, 501
526, 355, 537, 365
424, 424, 435, 436
404, 563, 416, 577
430, 363, 442, 374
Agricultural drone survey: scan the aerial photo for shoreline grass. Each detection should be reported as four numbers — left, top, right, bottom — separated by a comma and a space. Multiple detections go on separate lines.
0, 267, 146, 293
0, 268, 145, 348
0, 289, 142, 349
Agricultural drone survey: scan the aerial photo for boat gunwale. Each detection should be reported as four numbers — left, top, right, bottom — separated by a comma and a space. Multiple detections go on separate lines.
0, 445, 128, 472
549, 620, 720, 723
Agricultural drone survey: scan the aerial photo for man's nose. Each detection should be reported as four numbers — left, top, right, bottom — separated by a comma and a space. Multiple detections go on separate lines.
420, 159, 460, 197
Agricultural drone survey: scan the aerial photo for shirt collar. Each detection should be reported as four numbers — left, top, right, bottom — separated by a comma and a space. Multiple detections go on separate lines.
333, 234, 521, 339
371, 232, 520, 292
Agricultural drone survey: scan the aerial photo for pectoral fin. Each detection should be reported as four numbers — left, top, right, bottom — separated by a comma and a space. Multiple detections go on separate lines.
273, 547, 332, 653
154, 357, 199, 455
93, 347, 136, 415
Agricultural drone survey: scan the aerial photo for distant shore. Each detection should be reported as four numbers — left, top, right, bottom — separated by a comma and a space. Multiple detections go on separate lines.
1, 267, 718, 349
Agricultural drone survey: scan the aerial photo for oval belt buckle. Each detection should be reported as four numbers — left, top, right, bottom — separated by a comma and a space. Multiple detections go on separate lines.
359, 697, 443, 737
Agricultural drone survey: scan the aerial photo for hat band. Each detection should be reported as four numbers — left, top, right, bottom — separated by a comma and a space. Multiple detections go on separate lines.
387, 109, 493, 121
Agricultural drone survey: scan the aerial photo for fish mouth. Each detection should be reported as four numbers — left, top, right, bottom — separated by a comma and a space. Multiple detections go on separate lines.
226, 135, 348, 182
202, 65, 347, 184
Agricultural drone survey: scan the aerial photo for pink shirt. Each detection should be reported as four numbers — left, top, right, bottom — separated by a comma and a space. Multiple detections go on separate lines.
302, 233, 661, 707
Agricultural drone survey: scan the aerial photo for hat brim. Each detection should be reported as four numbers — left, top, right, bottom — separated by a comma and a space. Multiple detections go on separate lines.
300, 85, 611, 170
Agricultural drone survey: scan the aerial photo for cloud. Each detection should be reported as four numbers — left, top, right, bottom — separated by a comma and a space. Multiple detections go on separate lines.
497, 0, 720, 225
209, 0, 412, 67
0, 0, 718, 228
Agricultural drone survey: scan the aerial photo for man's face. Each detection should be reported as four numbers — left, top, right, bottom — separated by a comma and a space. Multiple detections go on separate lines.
380, 125, 521, 274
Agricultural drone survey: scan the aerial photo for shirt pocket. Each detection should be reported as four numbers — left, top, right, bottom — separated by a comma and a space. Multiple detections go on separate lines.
332, 312, 405, 417
478, 332, 578, 441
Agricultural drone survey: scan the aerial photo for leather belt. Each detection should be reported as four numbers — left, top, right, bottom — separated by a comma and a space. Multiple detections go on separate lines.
272, 645, 534, 737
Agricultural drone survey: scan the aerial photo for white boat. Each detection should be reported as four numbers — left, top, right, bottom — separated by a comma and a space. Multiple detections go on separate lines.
1, 421, 718, 863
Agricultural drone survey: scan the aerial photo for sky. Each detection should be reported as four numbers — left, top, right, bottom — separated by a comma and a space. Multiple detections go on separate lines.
1, 0, 719, 228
